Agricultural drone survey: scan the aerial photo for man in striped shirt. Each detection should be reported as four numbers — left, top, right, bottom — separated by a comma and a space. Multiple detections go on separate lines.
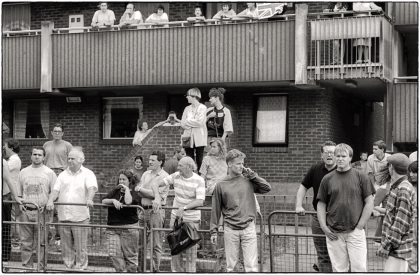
152, 156, 205, 272
377, 153, 416, 272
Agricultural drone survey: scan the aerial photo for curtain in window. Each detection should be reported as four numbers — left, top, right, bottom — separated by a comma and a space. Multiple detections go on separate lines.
2, 4, 31, 31
103, 104, 112, 138
13, 101, 28, 139
39, 100, 49, 138
255, 96, 287, 143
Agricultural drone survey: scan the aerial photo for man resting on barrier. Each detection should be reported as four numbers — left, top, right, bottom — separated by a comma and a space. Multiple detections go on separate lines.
46, 148, 98, 270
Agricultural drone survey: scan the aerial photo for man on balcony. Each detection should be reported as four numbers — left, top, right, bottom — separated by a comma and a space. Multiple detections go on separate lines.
119, 3, 143, 28
317, 143, 375, 272
91, 2, 115, 28
295, 140, 336, 272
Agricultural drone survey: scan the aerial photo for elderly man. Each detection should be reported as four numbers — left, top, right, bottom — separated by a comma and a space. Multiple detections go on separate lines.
210, 149, 271, 272
119, 3, 143, 28
46, 148, 98, 270
377, 153, 416, 272
135, 151, 169, 272
18, 147, 56, 269
367, 140, 391, 189
152, 156, 205, 272
91, 2, 115, 28
295, 141, 336, 272
317, 143, 375, 272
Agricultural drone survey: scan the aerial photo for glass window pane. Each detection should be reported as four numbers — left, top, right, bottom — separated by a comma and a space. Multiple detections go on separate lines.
13, 99, 49, 139
254, 96, 287, 144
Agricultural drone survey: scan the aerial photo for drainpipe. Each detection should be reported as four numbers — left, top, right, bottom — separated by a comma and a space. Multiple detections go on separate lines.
40, 21, 53, 93
295, 4, 308, 85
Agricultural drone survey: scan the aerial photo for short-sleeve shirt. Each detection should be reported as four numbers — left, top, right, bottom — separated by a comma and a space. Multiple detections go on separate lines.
18, 165, 56, 207
54, 166, 98, 222
139, 169, 169, 206
103, 186, 141, 226
301, 162, 336, 210
162, 172, 205, 222
317, 168, 375, 233
7, 154, 21, 194
199, 156, 228, 195
43, 140, 73, 170
92, 9, 116, 25
206, 106, 233, 138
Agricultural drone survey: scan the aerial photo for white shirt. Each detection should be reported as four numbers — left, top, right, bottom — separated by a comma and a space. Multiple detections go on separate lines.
139, 169, 169, 206
409, 151, 417, 163
7, 154, 21, 194
54, 166, 98, 222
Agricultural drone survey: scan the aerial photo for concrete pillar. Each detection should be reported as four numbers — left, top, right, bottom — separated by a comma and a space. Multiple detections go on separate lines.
384, 83, 394, 151
40, 21, 54, 93
295, 4, 308, 85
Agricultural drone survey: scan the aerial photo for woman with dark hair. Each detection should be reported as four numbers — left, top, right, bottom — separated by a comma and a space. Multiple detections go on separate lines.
132, 120, 151, 146
102, 169, 141, 272
145, 5, 169, 27
181, 87, 208, 171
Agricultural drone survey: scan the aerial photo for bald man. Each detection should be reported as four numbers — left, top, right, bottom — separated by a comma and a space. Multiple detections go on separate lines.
46, 149, 98, 270
152, 156, 205, 272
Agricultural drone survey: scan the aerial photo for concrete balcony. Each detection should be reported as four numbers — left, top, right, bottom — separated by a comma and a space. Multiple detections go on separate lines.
307, 12, 393, 84
2, 19, 295, 91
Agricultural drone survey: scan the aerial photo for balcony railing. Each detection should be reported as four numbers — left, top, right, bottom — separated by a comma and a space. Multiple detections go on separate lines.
393, 2, 418, 26
307, 11, 393, 82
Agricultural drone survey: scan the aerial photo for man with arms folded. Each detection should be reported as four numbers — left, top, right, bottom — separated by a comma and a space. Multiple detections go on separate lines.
209, 149, 271, 272
46, 148, 98, 270
317, 143, 375, 272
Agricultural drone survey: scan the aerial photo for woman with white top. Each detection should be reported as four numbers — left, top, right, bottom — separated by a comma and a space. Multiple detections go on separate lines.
145, 5, 169, 27
181, 88, 208, 171
212, 3, 236, 20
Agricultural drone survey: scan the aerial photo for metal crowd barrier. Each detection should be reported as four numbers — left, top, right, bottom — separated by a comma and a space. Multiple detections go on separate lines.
267, 210, 388, 272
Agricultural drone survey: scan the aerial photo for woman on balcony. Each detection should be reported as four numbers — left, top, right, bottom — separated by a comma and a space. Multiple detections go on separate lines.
212, 3, 236, 20
352, 2, 383, 64
132, 120, 152, 146
145, 5, 169, 27
181, 88, 207, 171
187, 6, 206, 26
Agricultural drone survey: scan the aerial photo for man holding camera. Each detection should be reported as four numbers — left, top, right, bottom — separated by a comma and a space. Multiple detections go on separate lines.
209, 149, 271, 272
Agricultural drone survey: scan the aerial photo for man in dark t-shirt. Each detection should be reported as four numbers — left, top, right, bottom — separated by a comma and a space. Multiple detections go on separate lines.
295, 140, 336, 272
317, 143, 375, 272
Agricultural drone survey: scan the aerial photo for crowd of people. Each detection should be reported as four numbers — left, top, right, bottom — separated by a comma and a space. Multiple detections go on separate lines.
296, 140, 417, 272
91, 2, 265, 30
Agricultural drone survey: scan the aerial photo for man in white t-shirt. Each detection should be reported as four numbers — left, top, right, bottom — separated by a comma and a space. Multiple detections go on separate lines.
152, 156, 205, 272
91, 2, 115, 28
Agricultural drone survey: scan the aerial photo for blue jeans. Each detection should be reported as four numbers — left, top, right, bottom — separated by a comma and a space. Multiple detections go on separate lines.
107, 223, 139, 272
224, 220, 258, 272
311, 214, 332, 272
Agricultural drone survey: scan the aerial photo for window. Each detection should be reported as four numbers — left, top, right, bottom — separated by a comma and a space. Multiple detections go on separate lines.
13, 99, 49, 139
69, 14, 84, 33
2, 4, 30, 31
253, 94, 288, 146
103, 97, 143, 139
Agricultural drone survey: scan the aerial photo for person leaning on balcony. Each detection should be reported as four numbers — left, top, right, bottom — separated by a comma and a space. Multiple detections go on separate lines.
102, 169, 141, 272
295, 140, 337, 272
119, 3, 143, 28
212, 3, 236, 20
17, 147, 57, 269
352, 2, 382, 64
145, 5, 169, 27
187, 6, 206, 26
181, 87, 208, 171
236, 3, 259, 19
91, 2, 115, 28
46, 148, 98, 270
325, 3, 348, 65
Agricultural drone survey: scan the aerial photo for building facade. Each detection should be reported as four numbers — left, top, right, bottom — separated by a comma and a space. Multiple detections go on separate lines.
2, 2, 418, 194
